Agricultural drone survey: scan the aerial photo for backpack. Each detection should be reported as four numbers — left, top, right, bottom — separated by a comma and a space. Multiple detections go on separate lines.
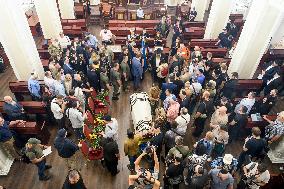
21, 147, 31, 164
168, 174, 184, 185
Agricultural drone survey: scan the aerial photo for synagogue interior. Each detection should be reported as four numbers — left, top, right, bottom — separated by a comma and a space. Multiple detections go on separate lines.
0, 0, 284, 189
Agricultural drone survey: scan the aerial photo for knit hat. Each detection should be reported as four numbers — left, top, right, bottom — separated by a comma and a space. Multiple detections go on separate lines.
57, 129, 67, 138
27, 138, 41, 145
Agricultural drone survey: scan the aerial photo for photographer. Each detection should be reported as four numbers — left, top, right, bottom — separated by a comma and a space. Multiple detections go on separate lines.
237, 162, 270, 189
135, 146, 159, 174
51, 95, 67, 129
164, 153, 184, 189
128, 147, 160, 189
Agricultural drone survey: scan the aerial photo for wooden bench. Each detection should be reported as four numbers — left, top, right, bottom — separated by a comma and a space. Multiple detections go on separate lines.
0, 101, 47, 115
61, 19, 87, 30
183, 28, 205, 39
63, 25, 84, 38
109, 20, 159, 28
201, 48, 227, 58
38, 49, 50, 59
9, 80, 45, 101
234, 79, 263, 97
28, 14, 40, 36
41, 59, 49, 70
183, 21, 206, 28
229, 14, 244, 21
10, 121, 50, 144
75, 5, 85, 19
190, 39, 218, 48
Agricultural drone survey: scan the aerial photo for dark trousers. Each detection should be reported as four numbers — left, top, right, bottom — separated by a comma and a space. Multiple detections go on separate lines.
105, 158, 118, 175
74, 127, 84, 140
228, 125, 239, 143
36, 160, 46, 178
133, 76, 141, 90
56, 117, 65, 129
164, 176, 180, 189
192, 117, 206, 138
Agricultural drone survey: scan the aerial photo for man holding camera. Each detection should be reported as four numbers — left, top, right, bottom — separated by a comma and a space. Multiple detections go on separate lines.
128, 146, 160, 189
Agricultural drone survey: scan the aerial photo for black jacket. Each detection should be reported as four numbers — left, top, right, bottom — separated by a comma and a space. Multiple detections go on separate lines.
54, 137, 79, 158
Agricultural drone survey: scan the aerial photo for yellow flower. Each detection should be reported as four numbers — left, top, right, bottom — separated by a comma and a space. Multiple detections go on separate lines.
89, 133, 97, 140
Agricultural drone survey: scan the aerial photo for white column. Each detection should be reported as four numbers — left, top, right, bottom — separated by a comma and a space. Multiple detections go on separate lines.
204, 0, 234, 39
191, 0, 208, 21
0, 0, 44, 80
34, 0, 63, 39
58, 0, 76, 19
228, 0, 284, 79
0, 146, 14, 175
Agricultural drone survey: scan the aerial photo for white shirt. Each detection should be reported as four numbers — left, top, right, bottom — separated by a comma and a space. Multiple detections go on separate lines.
245, 162, 270, 189
66, 108, 84, 128
175, 113, 190, 135
104, 118, 118, 140
137, 9, 144, 18
44, 76, 55, 94
57, 35, 71, 49
190, 82, 202, 94
99, 29, 113, 41
51, 98, 63, 119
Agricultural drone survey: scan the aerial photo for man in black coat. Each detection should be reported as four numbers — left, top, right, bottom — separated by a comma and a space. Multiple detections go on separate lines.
179, 89, 190, 111
62, 169, 87, 189
87, 63, 100, 92
264, 71, 283, 95
150, 48, 167, 82
101, 137, 120, 176
221, 72, 238, 99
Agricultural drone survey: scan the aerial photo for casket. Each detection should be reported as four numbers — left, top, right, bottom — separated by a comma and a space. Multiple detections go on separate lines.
130, 92, 152, 134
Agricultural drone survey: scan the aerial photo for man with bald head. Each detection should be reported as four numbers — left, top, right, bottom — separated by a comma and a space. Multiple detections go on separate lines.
3, 96, 25, 121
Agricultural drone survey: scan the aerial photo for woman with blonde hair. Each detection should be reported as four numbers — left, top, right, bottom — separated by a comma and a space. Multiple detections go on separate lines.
148, 85, 161, 115
210, 106, 228, 129
64, 74, 73, 96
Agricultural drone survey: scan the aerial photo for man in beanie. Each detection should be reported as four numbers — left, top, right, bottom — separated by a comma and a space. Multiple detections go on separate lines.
25, 138, 52, 181
101, 115, 118, 141
54, 129, 83, 170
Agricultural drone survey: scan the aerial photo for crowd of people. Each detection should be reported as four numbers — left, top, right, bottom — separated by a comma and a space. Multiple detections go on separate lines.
1, 8, 284, 189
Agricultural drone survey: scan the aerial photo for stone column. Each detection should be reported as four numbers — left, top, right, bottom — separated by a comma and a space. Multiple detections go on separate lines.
204, 0, 234, 39
191, 0, 208, 21
58, 0, 76, 19
34, 0, 63, 39
228, 0, 284, 79
0, 0, 44, 80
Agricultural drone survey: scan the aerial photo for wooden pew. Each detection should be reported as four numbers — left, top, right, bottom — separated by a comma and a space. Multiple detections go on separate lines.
75, 4, 85, 19
41, 59, 49, 70
190, 39, 218, 48
38, 48, 50, 59
0, 101, 47, 115
182, 21, 206, 28
201, 48, 227, 58
63, 25, 84, 38
9, 121, 50, 144
61, 19, 87, 30
234, 79, 263, 97
109, 20, 159, 28
9, 80, 45, 101
28, 14, 40, 36
246, 115, 277, 128
229, 14, 244, 21
183, 27, 205, 39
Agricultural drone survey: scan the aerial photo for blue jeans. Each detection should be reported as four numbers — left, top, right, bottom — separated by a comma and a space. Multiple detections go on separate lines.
133, 76, 141, 90
36, 160, 46, 178
128, 155, 137, 169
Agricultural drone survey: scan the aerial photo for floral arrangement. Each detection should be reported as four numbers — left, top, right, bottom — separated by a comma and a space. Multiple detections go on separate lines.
95, 90, 110, 106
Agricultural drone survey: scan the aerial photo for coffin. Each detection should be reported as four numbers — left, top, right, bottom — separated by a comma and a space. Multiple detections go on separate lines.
130, 92, 152, 134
